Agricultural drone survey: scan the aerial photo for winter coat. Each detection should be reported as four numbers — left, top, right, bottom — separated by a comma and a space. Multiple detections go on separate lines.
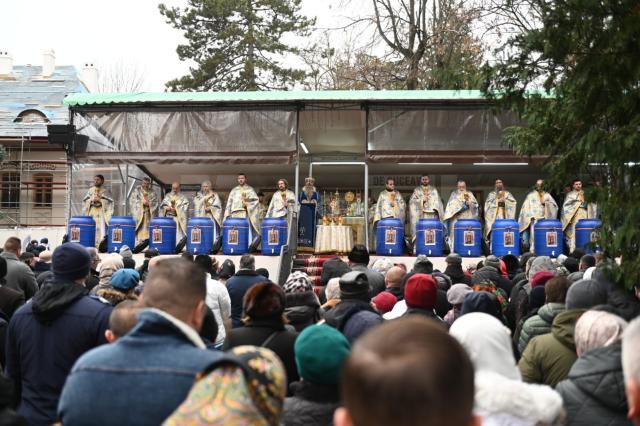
282, 381, 340, 426
556, 344, 631, 426
444, 264, 472, 286
58, 309, 221, 426
96, 287, 138, 306
285, 291, 323, 332
5, 279, 111, 425
0, 284, 25, 320
324, 298, 375, 329
226, 270, 268, 327
224, 318, 299, 394
0, 253, 37, 300
519, 309, 583, 387
507, 279, 530, 332
518, 303, 566, 355
475, 370, 564, 426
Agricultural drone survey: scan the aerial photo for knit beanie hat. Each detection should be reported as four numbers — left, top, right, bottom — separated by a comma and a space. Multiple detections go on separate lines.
566, 279, 608, 309
283, 271, 313, 294
446, 253, 462, 265
52, 242, 91, 281
529, 285, 546, 309
294, 324, 350, 385
119, 245, 133, 259
372, 291, 397, 314
460, 291, 502, 320
447, 283, 473, 305
339, 271, 370, 300
404, 273, 437, 309
484, 255, 501, 271
110, 268, 140, 291
342, 310, 383, 344
531, 271, 555, 288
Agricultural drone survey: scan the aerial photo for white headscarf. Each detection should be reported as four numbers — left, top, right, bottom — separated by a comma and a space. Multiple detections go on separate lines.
450, 312, 521, 380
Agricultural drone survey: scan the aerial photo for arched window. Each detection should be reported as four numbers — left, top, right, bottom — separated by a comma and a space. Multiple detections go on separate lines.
33, 173, 53, 207
13, 109, 49, 124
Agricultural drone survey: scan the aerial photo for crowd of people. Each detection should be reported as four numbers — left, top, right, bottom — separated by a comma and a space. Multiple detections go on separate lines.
1, 236, 640, 425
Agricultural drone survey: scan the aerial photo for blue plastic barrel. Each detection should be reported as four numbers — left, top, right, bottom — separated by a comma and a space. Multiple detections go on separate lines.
222, 217, 250, 255
491, 219, 521, 256
67, 216, 96, 248
534, 219, 563, 257
376, 218, 404, 256
187, 217, 214, 254
454, 219, 482, 257
415, 219, 444, 256
575, 218, 602, 254
148, 217, 177, 255
261, 217, 288, 256
108, 216, 136, 253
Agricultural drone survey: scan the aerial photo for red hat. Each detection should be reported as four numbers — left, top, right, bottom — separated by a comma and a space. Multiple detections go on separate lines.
404, 274, 438, 309
372, 291, 398, 314
531, 271, 555, 288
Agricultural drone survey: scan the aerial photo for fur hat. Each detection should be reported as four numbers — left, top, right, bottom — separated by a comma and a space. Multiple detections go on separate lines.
243, 282, 285, 321
348, 244, 370, 265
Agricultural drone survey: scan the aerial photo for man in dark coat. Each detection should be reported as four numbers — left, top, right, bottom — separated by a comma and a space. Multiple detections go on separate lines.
347, 245, 385, 298
5, 243, 112, 425
0, 257, 25, 320
0, 237, 38, 300
324, 271, 376, 328
226, 254, 268, 328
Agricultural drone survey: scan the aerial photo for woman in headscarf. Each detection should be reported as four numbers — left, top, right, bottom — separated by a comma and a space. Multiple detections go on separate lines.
164, 346, 286, 426
556, 310, 629, 425
90, 254, 124, 295
96, 268, 139, 306
450, 312, 564, 426
282, 271, 323, 332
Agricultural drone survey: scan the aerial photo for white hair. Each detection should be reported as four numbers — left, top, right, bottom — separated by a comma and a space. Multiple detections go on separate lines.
325, 277, 341, 301
623, 316, 640, 384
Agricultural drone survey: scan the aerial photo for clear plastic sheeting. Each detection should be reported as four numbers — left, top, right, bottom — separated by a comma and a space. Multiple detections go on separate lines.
70, 164, 154, 218
72, 109, 297, 164
367, 108, 522, 156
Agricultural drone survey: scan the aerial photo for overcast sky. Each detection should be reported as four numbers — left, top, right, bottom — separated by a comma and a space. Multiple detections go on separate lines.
1, 0, 366, 91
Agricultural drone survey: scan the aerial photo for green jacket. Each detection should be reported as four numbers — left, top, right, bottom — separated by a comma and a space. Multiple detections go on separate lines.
518, 303, 566, 355
518, 309, 584, 387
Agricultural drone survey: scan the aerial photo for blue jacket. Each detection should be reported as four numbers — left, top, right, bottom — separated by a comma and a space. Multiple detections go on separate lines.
5, 291, 111, 426
58, 308, 222, 426
226, 270, 268, 327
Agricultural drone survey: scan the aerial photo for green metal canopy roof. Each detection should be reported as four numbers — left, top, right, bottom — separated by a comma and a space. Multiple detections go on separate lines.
63, 89, 490, 106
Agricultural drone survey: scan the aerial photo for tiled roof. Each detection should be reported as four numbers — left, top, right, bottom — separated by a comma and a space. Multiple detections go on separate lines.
0, 65, 87, 137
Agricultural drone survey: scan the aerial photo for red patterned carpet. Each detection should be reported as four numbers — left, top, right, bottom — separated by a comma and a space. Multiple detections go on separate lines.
292, 254, 346, 293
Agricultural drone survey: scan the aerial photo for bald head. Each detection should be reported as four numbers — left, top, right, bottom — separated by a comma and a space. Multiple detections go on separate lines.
385, 266, 405, 289
142, 259, 206, 327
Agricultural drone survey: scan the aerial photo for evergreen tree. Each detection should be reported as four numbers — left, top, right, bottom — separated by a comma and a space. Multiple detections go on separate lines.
159, 0, 314, 91
484, 0, 640, 287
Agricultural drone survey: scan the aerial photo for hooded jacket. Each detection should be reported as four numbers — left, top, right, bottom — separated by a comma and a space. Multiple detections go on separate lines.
556, 344, 630, 426
518, 303, 566, 355
285, 292, 323, 332
5, 278, 111, 425
519, 309, 583, 387
282, 381, 340, 426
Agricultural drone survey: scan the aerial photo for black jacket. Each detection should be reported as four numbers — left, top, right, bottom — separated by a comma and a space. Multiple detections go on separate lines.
556, 344, 631, 426
320, 258, 351, 286
282, 381, 340, 426
285, 292, 323, 332
224, 319, 299, 394
324, 298, 373, 328
0, 285, 25, 320
444, 265, 471, 285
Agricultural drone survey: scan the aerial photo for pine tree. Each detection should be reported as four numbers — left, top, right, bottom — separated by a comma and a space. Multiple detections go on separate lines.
484, 0, 640, 287
159, 0, 314, 91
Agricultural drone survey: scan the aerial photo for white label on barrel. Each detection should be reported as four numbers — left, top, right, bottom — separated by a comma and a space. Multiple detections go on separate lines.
112, 228, 122, 243
228, 229, 239, 245
424, 229, 436, 245
503, 231, 515, 247
152, 228, 163, 244
191, 228, 201, 244
546, 231, 557, 247
385, 229, 397, 245
70, 226, 80, 243
463, 231, 475, 246
268, 229, 279, 245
